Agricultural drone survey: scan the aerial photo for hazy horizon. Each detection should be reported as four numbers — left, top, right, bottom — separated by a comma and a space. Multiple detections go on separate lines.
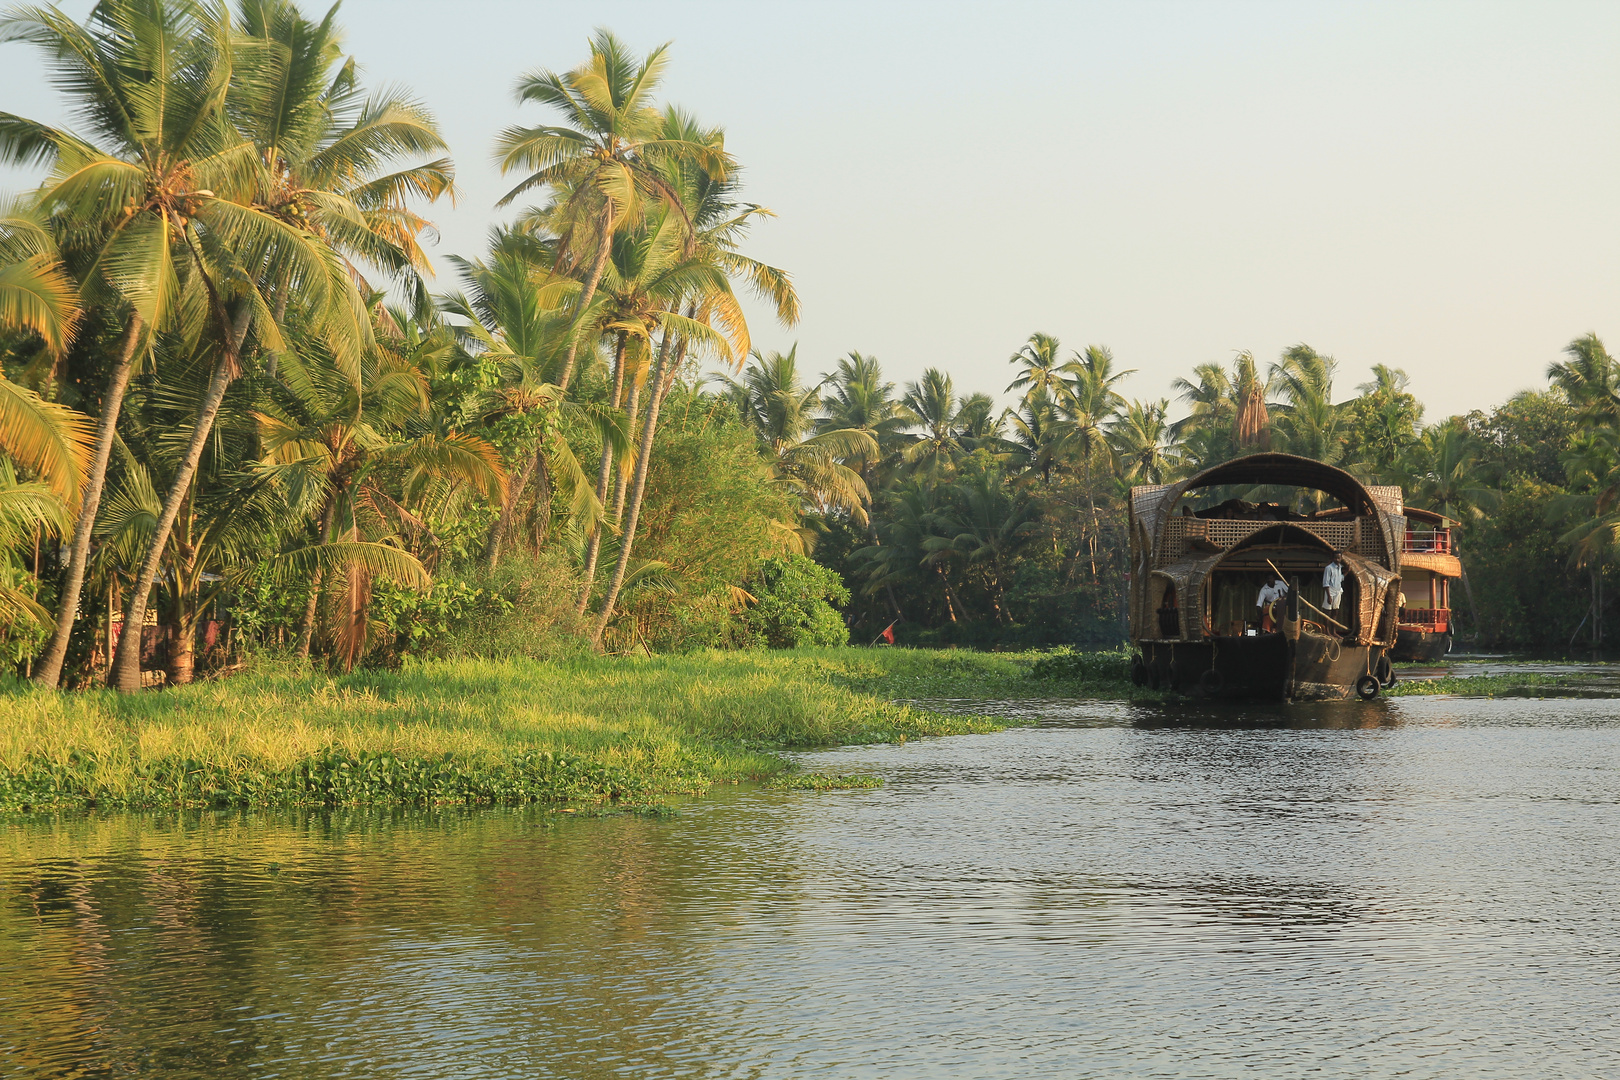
3, 0, 1615, 419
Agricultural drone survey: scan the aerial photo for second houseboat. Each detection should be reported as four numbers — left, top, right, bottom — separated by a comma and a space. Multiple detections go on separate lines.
1390, 506, 1461, 661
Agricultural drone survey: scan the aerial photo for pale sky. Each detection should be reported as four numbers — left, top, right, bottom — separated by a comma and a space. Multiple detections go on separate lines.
3, 0, 1617, 420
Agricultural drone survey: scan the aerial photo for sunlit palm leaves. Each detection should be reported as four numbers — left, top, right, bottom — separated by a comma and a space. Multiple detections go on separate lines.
229, 0, 457, 313
1269, 343, 1342, 465
1107, 399, 1174, 486
496, 28, 733, 391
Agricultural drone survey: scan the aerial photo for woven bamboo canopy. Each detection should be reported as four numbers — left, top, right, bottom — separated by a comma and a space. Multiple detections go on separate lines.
1172, 453, 1382, 515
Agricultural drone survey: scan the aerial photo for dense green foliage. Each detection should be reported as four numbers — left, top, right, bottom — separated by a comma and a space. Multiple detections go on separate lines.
777, 338, 1620, 653
741, 554, 850, 649
1, 1, 1616, 697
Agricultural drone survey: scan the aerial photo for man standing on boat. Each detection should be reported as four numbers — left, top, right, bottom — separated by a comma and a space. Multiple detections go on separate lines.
1323, 553, 1346, 611
1257, 577, 1289, 632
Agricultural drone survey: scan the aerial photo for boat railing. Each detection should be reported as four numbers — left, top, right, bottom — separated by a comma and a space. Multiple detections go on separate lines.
1398, 607, 1449, 631
1402, 529, 1450, 554
1156, 517, 1374, 566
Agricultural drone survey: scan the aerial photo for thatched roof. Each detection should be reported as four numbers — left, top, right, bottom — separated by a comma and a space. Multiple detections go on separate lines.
1173, 453, 1385, 515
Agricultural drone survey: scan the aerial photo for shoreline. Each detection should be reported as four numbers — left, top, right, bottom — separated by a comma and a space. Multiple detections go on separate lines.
0, 647, 1580, 812
0, 649, 1089, 813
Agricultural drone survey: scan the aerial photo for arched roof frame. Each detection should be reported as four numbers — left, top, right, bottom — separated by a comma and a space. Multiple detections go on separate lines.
1132, 453, 1403, 574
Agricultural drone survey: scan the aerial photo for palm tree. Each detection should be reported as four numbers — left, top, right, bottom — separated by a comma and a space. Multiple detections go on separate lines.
1052, 345, 1132, 581
1170, 349, 1274, 468
0, 196, 79, 368
1405, 419, 1497, 637
589, 113, 796, 644
441, 243, 605, 566
1232, 350, 1271, 450
1109, 399, 1174, 485
1549, 333, 1619, 423
1007, 389, 1062, 483
900, 368, 968, 481
954, 392, 1010, 455
2, 0, 351, 688
256, 309, 499, 669
0, 202, 90, 647
0, 458, 70, 632
574, 208, 735, 606
495, 29, 731, 393
724, 346, 875, 525
1051, 344, 1131, 474
1270, 343, 1342, 465
1346, 364, 1422, 482
1006, 332, 1067, 402
0, 199, 92, 504
818, 352, 911, 484
229, 0, 457, 314
1403, 420, 1496, 529
1170, 362, 1234, 434
851, 478, 962, 623
922, 461, 1041, 624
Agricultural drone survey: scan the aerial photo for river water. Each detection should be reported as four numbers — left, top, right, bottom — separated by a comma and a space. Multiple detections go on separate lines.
4, 692, 1620, 1079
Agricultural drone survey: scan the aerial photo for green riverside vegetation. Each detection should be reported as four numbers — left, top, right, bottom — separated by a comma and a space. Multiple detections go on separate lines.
0, 649, 1030, 811
0, 646, 1574, 812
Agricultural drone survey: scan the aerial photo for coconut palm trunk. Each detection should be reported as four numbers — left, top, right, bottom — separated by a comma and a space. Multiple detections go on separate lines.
590, 331, 677, 645
483, 443, 543, 568
110, 306, 247, 693
34, 315, 143, 689
164, 507, 199, 685
577, 331, 630, 612
293, 492, 338, 659
938, 565, 960, 623
611, 372, 643, 521
482, 212, 610, 572
556, 209, 612, 393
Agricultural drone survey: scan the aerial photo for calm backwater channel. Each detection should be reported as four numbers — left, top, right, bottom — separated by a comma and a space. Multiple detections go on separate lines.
4, 692, 1620, 1078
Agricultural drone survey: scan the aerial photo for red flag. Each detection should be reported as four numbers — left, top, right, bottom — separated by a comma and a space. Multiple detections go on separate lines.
882, 623, 896, 644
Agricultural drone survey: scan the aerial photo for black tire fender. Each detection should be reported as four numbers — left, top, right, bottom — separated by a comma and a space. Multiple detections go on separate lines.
1199, 668, 1224, 695
1355, 673, 1381, 700
1130, 657, 1148, 687
1376, 654, 1394, 687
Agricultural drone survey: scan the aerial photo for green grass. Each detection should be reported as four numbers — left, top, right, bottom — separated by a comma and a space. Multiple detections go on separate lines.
767, 772, 884, 790
824, 644, 1137, 699
0, 648, 1024, 812
1385, 672, 1578, 697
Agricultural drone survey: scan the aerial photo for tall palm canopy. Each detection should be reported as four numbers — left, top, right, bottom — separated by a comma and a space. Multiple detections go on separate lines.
495, 28, 733, 392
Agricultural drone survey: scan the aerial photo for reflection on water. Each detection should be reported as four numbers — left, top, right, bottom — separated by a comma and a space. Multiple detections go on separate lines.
4, 694, 1620, 1078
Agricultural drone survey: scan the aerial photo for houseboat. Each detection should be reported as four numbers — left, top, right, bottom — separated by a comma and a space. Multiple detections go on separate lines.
1390, 506, 1461, 661
1127, 453, 1404, 700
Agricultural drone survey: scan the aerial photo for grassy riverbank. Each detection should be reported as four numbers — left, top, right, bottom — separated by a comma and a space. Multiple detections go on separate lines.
0, 648, 1121, 812
2, 646, 1581, 812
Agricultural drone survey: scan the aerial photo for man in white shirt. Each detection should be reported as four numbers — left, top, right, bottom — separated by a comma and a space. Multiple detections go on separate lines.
1323, 554, 1346, 610
1256, 577, 1288, 632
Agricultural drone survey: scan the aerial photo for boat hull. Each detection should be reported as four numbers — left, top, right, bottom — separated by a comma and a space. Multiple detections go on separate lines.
1136, 634, 1389, 701
1391, 627, 1451, 663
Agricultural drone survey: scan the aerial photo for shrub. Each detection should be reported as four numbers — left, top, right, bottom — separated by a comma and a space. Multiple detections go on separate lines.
742, 554, 851, 649
368, 551, 590, 666
1029, 646, 1131, 683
